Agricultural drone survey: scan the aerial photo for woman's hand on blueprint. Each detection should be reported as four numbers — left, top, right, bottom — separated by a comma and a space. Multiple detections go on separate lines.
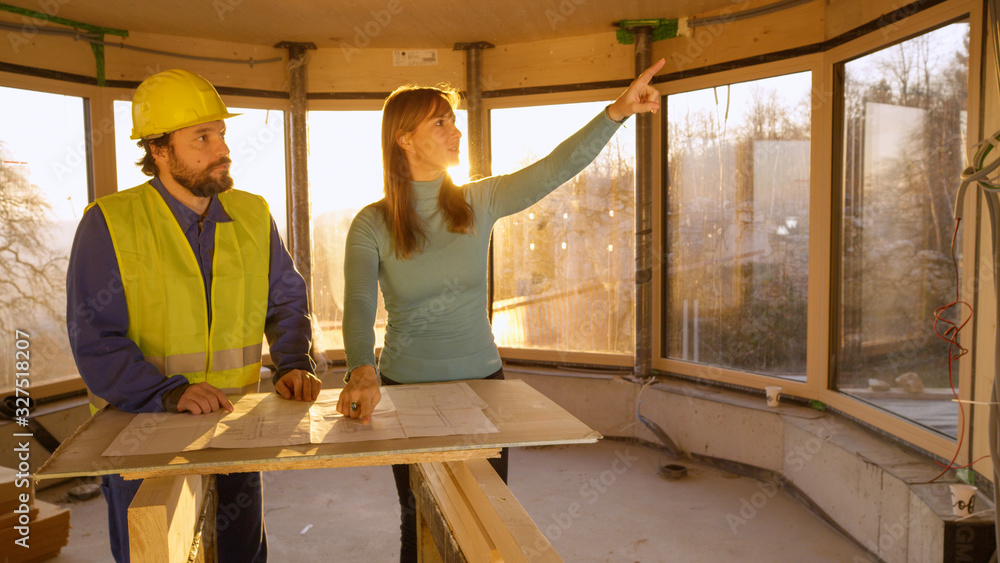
338, 365, 382, 424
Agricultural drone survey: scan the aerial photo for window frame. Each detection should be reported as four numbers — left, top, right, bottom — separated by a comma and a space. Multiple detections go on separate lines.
651, 0, 981, 462
0, 73, 103, 395
485, 87, 637, 368
303, 98, 386, 364
653, 56, 824, 401
819, 2, 982, 462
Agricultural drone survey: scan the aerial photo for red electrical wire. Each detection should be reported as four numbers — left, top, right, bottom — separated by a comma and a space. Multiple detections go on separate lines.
949, 455, 992, 470
925, 218, 976, 482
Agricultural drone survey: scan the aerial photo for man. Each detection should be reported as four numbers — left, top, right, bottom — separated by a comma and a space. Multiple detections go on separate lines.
66, 68, 321, 562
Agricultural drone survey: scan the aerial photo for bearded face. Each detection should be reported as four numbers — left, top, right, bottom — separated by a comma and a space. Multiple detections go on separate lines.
167, 143, 234, 198
155, 121, 234, 199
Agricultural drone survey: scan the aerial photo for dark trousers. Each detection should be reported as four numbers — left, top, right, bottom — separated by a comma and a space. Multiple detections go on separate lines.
101, 471, 267, 563
383, 369, 509, 563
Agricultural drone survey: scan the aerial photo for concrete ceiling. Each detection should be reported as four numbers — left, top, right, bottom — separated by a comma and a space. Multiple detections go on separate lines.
4, 0, 737, 49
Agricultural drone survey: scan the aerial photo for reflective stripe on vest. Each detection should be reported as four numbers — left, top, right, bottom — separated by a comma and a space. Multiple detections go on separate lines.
87, 182, 270, 412
143, 342, 264, 376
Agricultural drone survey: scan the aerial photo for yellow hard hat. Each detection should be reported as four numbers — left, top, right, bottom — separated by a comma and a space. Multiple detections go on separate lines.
130, 69, 240, 140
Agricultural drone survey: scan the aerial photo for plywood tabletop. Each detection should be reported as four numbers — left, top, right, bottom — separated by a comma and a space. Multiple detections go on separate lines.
35, 379, 601, 481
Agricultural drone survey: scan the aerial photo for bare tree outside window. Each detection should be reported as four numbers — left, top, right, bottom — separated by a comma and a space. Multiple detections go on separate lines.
0, 86, 89, 389
0, 146, 66, 351
491, 102, 636, 355
666, 73, 811, 379
837, 22, 969, 437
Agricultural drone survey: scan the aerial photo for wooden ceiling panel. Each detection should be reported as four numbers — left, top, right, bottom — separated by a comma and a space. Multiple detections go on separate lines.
4, 0, 737, 49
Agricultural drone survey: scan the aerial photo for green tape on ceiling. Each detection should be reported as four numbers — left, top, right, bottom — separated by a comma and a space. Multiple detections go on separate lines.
616, 19, 680, 44
90, 40, 105, 86
0, 2, 127, 86
0, 2, 128, 36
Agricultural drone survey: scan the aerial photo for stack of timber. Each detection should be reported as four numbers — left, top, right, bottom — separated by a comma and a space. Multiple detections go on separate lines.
0, 466, 71, 562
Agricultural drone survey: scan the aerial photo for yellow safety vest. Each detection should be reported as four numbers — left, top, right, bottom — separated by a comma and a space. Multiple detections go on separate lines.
88, 182, 270, 411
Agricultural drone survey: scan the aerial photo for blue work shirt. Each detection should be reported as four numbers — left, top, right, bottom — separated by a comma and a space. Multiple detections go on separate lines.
66, 178, 314, 413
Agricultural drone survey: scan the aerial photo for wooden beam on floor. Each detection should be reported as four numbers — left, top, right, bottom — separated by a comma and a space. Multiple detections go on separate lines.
413, 465, 466, 562
421, 462, 499, 563
127, 474, 204, 563
414, 461, 562, 563
446, 460, 560, 563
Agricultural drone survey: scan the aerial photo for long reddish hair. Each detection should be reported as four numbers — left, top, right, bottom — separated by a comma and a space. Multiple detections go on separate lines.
379, 85, 474, 259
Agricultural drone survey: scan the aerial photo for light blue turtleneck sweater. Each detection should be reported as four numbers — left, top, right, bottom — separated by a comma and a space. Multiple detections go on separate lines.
343, 110, 622, 383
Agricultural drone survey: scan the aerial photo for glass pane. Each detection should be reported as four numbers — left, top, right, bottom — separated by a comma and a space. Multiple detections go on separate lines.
666, 72, 811, 380
113, 102, 288, 239
491, 102, 635, 354
308, 109, 469, 353
0, 86, 89, 388
837, 22, 969, 438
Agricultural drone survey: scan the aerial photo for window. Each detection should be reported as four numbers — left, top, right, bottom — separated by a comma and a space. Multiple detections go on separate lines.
836, 22, 969, 437
308, 109, 469, 354
309, 110, 385, 353
665, 72, 812, 380
491, 101, 635, 354
0, 86, 89, 389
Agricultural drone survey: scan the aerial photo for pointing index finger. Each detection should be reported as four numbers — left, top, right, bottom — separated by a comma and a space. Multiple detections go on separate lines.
636, 58, 666, 85
213, 388, 234, 412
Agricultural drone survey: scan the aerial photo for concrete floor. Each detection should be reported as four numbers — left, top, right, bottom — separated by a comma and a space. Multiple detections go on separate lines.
37, 440, 871, 563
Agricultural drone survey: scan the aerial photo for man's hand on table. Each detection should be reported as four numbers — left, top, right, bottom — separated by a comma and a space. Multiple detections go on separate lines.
275, 369, 322, 402
177, 382, 235, 414
337, 365, 381, 424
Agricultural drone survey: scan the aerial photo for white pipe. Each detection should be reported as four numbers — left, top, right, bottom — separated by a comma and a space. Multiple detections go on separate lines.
694, 299, 700, 363
682, 299, 689, 361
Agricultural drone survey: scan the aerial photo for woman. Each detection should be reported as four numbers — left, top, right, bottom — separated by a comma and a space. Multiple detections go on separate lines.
338, 58, 664, 561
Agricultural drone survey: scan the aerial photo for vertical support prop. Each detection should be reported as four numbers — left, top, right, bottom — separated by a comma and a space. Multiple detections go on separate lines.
633, 26, 654, 378
456, 41, 495, 319
275, 41, 317, 305
454, 41, 494, 180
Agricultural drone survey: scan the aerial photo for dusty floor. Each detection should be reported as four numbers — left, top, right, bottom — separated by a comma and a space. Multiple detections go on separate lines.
36, 439, 871, 562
